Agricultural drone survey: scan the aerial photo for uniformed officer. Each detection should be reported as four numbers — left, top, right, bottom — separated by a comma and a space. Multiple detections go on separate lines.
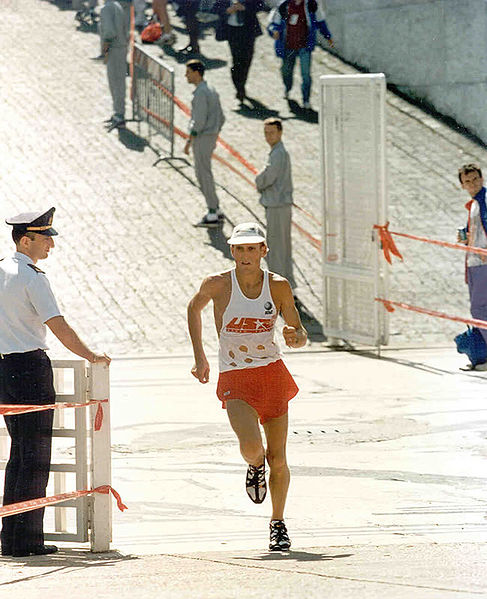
0, 207, 111, 558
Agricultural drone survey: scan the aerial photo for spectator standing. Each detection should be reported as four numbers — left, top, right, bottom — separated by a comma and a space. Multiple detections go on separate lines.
0, 208, 110, 558
100, 0, 129, 128
214, 0, 264, 103
457, 164, 487, 366
267, 0, 333, 109
256, 118, 297, 292
184, 60, 225, 228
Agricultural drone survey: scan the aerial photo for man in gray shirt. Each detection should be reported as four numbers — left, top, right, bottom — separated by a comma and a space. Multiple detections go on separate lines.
184, 60, 225, 228
100, 0, 128, 128
256, 118, 296, 290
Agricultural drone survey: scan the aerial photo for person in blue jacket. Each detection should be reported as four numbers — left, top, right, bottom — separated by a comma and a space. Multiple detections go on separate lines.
267, 0, 333, 109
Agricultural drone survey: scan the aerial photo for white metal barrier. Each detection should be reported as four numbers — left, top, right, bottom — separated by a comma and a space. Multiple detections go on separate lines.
0, 360, 111, 552
319, 73, 389, 347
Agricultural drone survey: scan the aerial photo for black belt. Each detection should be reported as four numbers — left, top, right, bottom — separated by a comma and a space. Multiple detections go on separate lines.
0, 349, 45, 360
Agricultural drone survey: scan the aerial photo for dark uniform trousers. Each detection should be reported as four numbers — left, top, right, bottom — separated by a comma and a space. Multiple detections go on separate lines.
227, 25, 256, 99
0, 350, 55, 554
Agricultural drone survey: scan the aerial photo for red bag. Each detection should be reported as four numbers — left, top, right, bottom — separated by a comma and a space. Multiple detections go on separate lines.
141, 22, 162, 43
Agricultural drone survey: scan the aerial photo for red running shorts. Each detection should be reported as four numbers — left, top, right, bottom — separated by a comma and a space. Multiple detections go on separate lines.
216, 359, 298, 424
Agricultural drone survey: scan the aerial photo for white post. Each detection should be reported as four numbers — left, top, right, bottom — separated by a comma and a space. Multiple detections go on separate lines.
89, 362, 112, 552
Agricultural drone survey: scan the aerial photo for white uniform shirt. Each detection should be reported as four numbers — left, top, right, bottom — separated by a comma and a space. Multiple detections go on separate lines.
0, 252, 62, 354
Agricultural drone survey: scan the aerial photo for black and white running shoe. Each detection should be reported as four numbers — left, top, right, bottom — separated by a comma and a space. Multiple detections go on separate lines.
269, 520, 291, 551
245, 463, 266, 504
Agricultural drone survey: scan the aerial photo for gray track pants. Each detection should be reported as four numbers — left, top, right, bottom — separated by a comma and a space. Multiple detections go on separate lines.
193, 133, 219, 211
265, 204, 296, 289
107, 45, 127, 118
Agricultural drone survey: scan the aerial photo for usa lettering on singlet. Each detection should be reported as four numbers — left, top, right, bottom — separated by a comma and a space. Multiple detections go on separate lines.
219, 269, 281, 373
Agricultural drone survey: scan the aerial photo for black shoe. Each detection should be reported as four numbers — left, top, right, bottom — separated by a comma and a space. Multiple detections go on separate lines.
246, 463, 266, 504
269, 520, 291, 551
178, 44, 200, 55
1, 547, 12, 556
193, 214, 221, 228
12, 545, 58, 557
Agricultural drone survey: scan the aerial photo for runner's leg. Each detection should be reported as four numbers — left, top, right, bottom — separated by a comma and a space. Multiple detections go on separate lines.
226, 399, 264, 466
263, 412, 289, 521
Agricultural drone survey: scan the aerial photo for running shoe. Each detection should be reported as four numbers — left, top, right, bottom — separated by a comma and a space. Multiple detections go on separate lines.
245, 463, 266, 504
269, 520, 291, 551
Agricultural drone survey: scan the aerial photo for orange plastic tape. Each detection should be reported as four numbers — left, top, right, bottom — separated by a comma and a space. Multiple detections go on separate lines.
0, 399, 108, 431
0, 485, 127, 519
374, 222, 487, 262
375, 298, 487, 330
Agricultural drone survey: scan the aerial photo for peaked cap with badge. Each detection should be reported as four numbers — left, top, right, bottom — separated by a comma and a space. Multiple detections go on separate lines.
6, 207, 58, 237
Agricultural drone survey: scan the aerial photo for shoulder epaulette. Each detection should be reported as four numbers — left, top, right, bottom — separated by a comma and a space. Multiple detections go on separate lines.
27, 263, 45, 274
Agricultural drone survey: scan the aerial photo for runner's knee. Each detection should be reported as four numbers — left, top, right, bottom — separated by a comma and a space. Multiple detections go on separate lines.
266, 449, 287, 471
240, 440, 264, 465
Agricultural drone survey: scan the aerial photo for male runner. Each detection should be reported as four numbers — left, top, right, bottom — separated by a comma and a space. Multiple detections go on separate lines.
187, 222, 307, 550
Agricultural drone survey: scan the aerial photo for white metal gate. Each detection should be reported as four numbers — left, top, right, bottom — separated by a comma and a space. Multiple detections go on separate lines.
319, 73, 389, 347
0, 360, 111, 552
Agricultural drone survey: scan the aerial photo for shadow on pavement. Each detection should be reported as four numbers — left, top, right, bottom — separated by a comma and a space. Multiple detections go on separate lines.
235, 97, 280, 121
288, 100, 319, 124
296, 301, 326, 343
205, 226, 233, 260
118, 127, 149, 152
352, 349, 455, 376
235, 550, 353, 562
163, 46, 227, 70
0, 550, 136, 584
47, 0, 73, 10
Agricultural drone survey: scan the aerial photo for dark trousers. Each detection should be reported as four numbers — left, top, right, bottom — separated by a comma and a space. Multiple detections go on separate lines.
467, 264, 487, 344
227, 26, 255, 99
0, 350, 55, 554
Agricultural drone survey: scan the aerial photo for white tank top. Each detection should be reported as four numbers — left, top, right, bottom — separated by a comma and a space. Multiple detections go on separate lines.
219, 269, 281, 373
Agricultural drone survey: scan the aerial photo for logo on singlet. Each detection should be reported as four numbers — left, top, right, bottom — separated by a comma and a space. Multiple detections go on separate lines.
225, 317, 274, 333
264, 301, 273, 315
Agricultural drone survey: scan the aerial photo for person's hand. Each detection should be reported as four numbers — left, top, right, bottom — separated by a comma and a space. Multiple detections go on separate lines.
272, 31, 280, 40
91, 353, 111, 366
184, 140, 192, 155
283, 326, 299, 347
191, 358, 210, 383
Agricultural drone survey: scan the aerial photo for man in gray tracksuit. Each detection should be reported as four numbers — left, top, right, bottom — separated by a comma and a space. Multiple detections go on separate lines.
256, 117, 297, 290
100, 0, 128, 127
184, 60, 225, 228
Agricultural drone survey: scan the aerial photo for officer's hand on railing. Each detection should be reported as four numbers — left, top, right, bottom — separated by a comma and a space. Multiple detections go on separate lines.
91, 353, 111, 366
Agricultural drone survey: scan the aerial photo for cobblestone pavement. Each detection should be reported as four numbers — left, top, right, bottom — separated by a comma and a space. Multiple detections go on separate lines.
1, 0, 487, 356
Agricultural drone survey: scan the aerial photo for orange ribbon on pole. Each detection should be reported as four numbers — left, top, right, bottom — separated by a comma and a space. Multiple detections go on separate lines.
373, 222, 404, 264
0, 399, 108, 431
0, 485, 127, 519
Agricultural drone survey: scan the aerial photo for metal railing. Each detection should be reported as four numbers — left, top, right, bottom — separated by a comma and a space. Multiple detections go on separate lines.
0, 360, 112, 552
132, 43, 176, 160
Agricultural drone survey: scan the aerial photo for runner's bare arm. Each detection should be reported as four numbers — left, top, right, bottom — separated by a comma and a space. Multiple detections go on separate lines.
272, 278, 307, 348
187, 276, 221, 383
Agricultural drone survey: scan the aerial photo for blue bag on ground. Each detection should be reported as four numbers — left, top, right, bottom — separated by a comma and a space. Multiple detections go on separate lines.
454, 326, 487, 366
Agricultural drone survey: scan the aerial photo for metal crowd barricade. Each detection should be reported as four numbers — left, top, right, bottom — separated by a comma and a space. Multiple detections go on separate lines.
132, 43, 176, 161
0, 360, 112, 552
